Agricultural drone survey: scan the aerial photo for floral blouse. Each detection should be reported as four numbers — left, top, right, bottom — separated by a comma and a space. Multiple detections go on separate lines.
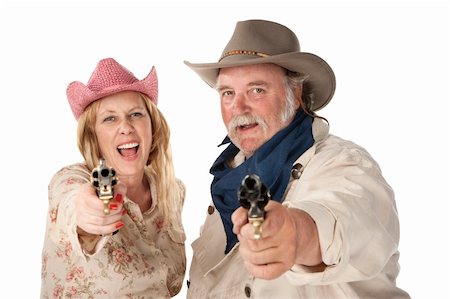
41, 163, 186, 299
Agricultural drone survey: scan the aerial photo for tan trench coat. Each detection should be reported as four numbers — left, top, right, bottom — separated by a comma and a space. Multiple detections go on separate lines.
187, 119, 410, 299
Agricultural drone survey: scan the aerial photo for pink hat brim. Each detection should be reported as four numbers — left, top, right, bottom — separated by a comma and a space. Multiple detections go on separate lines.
67, 66, 158, 120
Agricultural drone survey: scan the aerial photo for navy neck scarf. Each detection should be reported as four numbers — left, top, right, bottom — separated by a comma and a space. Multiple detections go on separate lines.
210, 110, 314, 253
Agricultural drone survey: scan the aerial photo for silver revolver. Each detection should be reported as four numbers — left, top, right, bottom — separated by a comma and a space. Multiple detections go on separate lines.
91, 158, 117, 215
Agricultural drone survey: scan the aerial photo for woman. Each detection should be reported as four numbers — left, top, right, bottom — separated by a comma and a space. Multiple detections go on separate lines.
41, 58, 186, 298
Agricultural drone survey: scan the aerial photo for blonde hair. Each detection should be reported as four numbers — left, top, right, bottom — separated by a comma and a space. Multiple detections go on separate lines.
77, 93, 181, 229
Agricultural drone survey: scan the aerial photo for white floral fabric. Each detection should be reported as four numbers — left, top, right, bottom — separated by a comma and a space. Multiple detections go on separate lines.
41, 163, 186, 299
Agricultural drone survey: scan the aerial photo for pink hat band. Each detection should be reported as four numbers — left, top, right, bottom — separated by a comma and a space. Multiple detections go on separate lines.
67, 58, 158, 120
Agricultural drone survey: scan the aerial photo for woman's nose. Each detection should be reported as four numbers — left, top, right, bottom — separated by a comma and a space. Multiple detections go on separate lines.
119, 119, 134, 135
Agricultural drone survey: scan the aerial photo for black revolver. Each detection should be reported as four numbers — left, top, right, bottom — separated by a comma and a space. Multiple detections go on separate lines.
91, 158, 117, 215
238, 174, 270, 239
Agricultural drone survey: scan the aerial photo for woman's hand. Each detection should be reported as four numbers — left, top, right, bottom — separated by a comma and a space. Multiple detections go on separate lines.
75, 181, 127, 236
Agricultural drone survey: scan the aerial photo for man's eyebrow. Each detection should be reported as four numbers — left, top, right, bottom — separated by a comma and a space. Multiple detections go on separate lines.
215, 80, 269, 91
215, 84, 230, 92
247, 80, 269, 87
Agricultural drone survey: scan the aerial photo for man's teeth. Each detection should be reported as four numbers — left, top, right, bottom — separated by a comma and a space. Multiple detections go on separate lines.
117, 142, 139, 149
240, 123, 254, 129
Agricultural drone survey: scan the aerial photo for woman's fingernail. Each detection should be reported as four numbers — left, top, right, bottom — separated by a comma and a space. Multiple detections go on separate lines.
121, 209, 127, 216
115, 221, 124, 229
110, 203, 118, 210
115, 193, 123, 203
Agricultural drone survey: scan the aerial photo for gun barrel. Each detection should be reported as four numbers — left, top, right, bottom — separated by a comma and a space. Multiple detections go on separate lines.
91, 158, 117, 215
237, 174, 270, 239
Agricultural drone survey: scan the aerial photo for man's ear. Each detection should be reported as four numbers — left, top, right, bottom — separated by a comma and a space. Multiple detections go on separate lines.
294, 86, 303, 110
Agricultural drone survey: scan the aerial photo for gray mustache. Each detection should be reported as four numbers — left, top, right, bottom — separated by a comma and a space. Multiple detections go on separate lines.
228, 114, 267, 133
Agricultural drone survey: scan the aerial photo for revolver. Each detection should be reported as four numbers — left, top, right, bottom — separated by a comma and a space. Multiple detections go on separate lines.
238, 174, 270, 239
91, 158, 117, 215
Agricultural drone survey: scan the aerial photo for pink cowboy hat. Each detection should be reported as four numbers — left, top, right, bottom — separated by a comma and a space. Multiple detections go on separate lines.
184, 19, 336, 111
67, 58, 158, 120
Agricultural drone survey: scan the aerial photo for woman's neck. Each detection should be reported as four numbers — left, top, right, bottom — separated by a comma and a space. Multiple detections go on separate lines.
120, 172, 152, 212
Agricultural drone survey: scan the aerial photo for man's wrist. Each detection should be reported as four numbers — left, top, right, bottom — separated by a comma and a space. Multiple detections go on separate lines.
287, 208, 323, 267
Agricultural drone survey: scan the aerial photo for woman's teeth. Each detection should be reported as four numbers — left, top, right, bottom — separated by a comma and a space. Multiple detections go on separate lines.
117, 142, 139, 149
117, 143, 139, 156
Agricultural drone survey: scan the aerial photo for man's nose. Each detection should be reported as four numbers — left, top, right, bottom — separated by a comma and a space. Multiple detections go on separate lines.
233, 92, 250, 113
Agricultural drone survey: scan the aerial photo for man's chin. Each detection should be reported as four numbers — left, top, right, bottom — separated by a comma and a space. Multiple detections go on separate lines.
233, 139, 261, 156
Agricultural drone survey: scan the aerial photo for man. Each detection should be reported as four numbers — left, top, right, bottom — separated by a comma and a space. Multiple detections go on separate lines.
184, 19, 409, 298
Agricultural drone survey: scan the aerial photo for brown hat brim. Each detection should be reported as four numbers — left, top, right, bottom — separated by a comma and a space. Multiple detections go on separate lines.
184, 52, 335, 111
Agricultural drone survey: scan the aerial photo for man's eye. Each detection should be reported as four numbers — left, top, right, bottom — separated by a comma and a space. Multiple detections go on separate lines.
253, 88, 264, 94
222, 90, 233, 97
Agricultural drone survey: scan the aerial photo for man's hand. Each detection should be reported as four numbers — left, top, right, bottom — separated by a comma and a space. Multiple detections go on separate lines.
232, 200, 323, 280
232, 201, 297, 279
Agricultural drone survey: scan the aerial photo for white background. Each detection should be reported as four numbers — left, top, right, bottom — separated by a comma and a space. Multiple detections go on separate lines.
1, 1, 449, 298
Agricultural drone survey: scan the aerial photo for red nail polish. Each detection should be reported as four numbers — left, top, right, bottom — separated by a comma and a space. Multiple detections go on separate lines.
110, 203, 118, 210
121, 209, 127, 216
115, 193, 123, 203
115, 221, 124, 229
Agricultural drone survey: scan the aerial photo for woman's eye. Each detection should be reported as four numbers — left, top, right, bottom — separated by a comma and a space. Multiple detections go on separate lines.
131, 112, 143, 118
103, 116, 115, 122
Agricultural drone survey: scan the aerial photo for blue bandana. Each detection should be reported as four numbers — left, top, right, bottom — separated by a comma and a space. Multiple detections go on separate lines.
210, 110, 314, 253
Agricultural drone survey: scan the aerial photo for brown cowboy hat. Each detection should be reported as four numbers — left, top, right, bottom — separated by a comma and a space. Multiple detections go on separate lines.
184, 19, 336, 111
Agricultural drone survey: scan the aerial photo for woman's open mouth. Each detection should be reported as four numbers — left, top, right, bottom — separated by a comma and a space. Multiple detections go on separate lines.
117, 142, 139, 157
